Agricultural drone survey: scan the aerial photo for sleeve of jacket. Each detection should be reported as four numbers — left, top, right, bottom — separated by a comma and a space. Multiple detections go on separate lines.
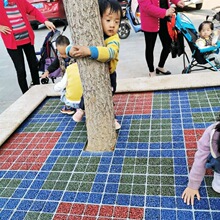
47, 57, 60, 74
54, 72, 67, 92
89, 35, 120, 63
188, 124, 214, 190
23, 0, 47, 24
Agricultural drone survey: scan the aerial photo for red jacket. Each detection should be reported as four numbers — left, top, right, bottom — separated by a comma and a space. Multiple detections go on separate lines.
138, 0, 180, 32
0, 0, 47, 49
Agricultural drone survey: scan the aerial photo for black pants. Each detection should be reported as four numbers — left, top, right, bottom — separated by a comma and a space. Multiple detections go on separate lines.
79, 71, 117, 110
7, 43, 40, 94
143, 19, 172, 72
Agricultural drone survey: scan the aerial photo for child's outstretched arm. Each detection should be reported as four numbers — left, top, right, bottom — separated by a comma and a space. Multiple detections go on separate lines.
181, 124, 214, 205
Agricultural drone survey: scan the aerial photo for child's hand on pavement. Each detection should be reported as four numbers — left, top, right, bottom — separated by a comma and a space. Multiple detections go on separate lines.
0, 25, 11, 34
69, 46, 91, 58
182, 187, 201, 206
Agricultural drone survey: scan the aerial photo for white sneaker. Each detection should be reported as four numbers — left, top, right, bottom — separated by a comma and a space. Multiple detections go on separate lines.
212, 172, 220, 193
115, 119, 121, 130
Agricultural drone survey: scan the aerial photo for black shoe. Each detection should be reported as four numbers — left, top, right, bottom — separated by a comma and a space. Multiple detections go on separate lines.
156, 68, 171, 75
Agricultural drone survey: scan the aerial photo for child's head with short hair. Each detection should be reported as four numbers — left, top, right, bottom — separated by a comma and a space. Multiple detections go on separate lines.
56, 35, 70, 58
198, 21, 214, 39
98, 0, 122, 37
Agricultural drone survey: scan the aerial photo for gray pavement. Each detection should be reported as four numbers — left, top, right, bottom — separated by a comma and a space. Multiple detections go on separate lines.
0, 0, 218, 114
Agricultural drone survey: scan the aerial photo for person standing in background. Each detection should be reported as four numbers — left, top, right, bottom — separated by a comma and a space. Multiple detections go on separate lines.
138, 0, 185, 77
0, 0, 55, 93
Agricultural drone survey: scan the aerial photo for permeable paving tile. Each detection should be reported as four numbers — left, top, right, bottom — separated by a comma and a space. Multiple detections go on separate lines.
1, 88, 220, 219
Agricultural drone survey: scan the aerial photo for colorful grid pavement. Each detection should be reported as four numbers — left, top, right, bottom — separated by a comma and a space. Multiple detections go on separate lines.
1, 87, 220, 220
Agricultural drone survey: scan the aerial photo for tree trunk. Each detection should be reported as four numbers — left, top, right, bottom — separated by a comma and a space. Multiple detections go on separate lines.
63, 0, 117, 151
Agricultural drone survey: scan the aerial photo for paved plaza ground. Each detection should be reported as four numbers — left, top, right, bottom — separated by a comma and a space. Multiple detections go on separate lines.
1, 87, 220, 219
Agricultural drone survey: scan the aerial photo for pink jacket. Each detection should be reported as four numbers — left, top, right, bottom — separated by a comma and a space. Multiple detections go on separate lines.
188, 123, 220, 190
138, 0, 180, 32
0, 0, 47, 49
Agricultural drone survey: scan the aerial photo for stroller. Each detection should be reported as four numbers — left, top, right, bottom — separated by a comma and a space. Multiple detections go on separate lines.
36, 26, 67, 84
168, 13, 220, 73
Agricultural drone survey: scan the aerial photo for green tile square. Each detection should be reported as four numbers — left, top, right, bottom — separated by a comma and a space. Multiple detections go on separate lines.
128, 137, 139, 142
79, 182, 92, 191
59, 173, 72, 181
52, 164, 64, 171
67, 157, 78, 164
89, 157, 101, 164
25, 212, 40, 220
129, 131, 140, 136
206, 187, 220, 197
67, 182, 80, 191
136, 158, 147, 165
71, 173, 84, 181
147, 185, 160, 195
161, 186, 175, 196
148, 166, 160, 174
38, 213, 53, 220
132, 184, 146, 195
63, 163, 75, 171
83, 173, 95, 182
86, 165, 98, 173
161, 136, 172, 142
118, 184, 132, 194
161, 158, 173, 165
150, 130, 160, 136
42, 181, 55, 190
161, 166, 174, 174
133, 175, 146, 184
78, 157, 90, 164
135, 165, 147, 174
56, 157, 68, 163
122, 165, 135, 173
161, 176, 174, 185
120, 175, 133, 183
148, 158, 160, 165
0, 188, 16, 197
47, 172, 60, 180
131, 124, 140, 130
124, 158, 136, 164
150, 136, 159, 142
74, 164, 86, 172
147, 176, 160, 185
8, 179, 21, 188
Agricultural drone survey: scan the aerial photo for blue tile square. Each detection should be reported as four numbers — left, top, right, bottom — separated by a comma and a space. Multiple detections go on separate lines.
0, 198, 8, 208
130, 195, 144, 206
30, 180, 44, 189
177, 210, 193, 220
161, 209, 176, 219
108, 174, 120, 183
17, 200, 33, 211
97, 165, 110, 172
110, 165, 123, 173
4, 199, 20, 209
36, 190, 51, 200
88, 193, 102, 204
12, 189, 27, 198
102, 193, 116, 205
91, 183, 105, 193
0, 210, 14, 219
105, 184, 118, 193
75, 192, 89, 203
114, 149, 125, 156
193, 198, 210, 210
209, 198, 220, 210
24, 189, 39, 199
161, 197, 176, 208
30, 201, 45, 211
62, 192, 76, 202
48, 191, 63, 201
194, 211, 211, 219
11, 211, 26, 220
94, 174, 108, 182
145, 208, 160, 219
146, 196, 160, 207
116, 194, 131, 206
43, 201, 58, 213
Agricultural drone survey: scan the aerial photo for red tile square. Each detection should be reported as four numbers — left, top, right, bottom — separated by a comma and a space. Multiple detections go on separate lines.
99, 205, 114, 217
84, 204, 99, 216
113, 206, 129, 218
129, 207, 144, 219
57, 202, 72, 214
71, 203, 86, 215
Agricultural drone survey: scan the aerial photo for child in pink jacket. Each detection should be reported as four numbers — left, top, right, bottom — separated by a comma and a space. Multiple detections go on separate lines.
182, 121, 220, 205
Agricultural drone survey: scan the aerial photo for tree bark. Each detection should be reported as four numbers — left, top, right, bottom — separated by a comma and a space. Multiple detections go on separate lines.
63, 0, 117, 151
